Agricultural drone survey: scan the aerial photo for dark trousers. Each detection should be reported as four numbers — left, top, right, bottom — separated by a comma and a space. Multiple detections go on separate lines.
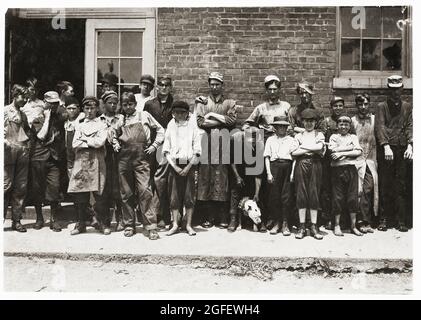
154, 161, 171, 224
295, 158, 322, 210
267, 160, 292, 222
4, 146, 29, 222
331, 165, 359, 216
320, 158, 332, 221
359, 166, 374, 223
378, 145, 411, 225
30, 157, 60, 204
73, 192, 109, 226
118, 152, 158, 230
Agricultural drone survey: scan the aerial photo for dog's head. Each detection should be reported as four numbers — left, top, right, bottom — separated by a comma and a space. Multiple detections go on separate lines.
244, 199, 261, 225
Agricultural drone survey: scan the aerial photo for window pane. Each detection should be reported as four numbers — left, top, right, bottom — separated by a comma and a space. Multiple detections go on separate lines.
120, 59, 142, 84
383, 40, 402, 70
341, 39, 360, 70
362, 39, 381, 70
362, 7, 381, 37
341, 7, 360, 37
383, 7, 403, 39
97, 58, 120, 85
121, 32, 143, 57
97, 32, 119, 56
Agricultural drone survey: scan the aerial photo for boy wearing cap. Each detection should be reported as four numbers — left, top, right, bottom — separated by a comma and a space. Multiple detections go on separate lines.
163, 101, 201, 236
98, 90, 124, 233
328, 115, 363, 237
145, 76, 175, 227
288, 81, 326, 135
29, 91, 66, 231
196, 72, 238, 228
352, 94, 378, 233
264, 117, 299, 235
375, 75, 413, 232
68, 96, 108, 235
135, 74, 155, 112
291, 108, 326, 240
4, 84, 31, 232
112, 91, 164, 239
242, 75, 291, 141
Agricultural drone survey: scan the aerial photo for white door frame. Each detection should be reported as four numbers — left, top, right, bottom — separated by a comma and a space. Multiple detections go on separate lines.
84, 18, 156, 96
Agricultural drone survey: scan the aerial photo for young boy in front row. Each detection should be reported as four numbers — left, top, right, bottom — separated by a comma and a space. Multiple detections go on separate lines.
328, 115, 363, 236
163, 101, 201, 236
264, 116, 298, 235
291, 109, 326, 240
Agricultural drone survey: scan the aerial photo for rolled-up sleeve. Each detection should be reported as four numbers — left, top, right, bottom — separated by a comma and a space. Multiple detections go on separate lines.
86, 124, 107, 148
196, 103, 206, 129
144, 111, 164, 148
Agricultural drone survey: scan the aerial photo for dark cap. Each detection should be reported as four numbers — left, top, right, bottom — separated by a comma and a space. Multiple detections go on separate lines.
82, 96, 99, 106
140, 74, 155, 86
301, 108, 318, 120
172, 100, 190, 112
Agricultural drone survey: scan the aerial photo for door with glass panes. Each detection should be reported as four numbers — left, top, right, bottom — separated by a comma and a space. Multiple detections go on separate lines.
85, 19, 155, 98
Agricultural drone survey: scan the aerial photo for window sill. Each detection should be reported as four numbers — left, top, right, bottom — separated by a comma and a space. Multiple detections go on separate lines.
333, 76, 413, 89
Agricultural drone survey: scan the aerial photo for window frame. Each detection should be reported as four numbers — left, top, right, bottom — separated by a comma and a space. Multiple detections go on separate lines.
334, 6, 412, 89
85, 18, 156, 97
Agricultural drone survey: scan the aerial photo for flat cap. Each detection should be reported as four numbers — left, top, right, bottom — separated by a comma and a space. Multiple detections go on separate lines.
82, 96, 99, 106
330, 96, 344, 106
296, 81, 314, 95
140, 74, 155, 86
271, 116, 290, 126
172, 100, 190, 112
208, 72, 224, 83
264, 75, 280, 84
44, 91, 60, 103
387, 75, 403, 88
301, 108, 318, 120
101, 90, 118, 102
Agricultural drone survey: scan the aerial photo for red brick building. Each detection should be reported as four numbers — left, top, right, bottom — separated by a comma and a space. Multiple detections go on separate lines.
5, 6, 412, 122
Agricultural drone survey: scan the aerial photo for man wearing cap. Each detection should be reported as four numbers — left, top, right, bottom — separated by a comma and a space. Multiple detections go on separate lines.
135, 74, 155, 112
242, 75, 291, 141
288, 81, 326, 135
144, 76, 175, 227
4, 84, 31, 232
375, 75, 413, 232
98, 78, 117, 115
352, 93, 378, 233
98, 90, 124, 234
196, 72, 238, 228
28, 90, 67, 231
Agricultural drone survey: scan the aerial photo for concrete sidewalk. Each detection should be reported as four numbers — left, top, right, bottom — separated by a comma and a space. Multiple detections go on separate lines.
3, 217, 413, 274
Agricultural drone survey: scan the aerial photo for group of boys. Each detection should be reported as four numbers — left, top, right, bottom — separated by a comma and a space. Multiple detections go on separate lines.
4, 73, 412, 241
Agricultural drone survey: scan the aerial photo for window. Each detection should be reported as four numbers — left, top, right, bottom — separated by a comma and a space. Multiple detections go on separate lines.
335, 6, 412, 88
96, 30, 144, 96
85, 19, 155, 98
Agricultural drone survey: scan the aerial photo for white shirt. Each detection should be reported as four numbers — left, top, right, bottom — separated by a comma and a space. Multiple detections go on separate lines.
263, 134, 298, 161
162, 114, 202, 162
329, 133, 362, 167
134, 93, 153, 112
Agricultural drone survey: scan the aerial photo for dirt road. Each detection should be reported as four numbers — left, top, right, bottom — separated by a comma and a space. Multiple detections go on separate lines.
3, 256, 412, 294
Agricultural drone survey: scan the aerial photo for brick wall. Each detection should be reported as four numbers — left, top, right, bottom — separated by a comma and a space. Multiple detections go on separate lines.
157, 7, 412, 123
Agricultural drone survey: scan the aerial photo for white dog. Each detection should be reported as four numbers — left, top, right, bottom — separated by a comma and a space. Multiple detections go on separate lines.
238, 197, 262, 232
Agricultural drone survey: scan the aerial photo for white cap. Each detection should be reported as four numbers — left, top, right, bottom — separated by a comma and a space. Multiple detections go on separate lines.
264, 75, 280, 84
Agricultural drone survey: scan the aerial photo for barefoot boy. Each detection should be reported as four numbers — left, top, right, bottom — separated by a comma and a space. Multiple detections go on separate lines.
328, 115, 363, 236
163, 101, 201, 236
264, 116, 298, 235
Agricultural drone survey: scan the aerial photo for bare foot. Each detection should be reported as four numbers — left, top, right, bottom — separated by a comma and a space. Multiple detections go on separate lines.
186, 225, 196, 236
167, 225, 179, 236
334, 226, 344, 236
352, 227, 363, 236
